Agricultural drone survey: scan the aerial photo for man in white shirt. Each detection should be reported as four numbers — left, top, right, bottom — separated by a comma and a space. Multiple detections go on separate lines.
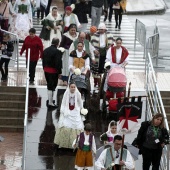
95, 135, 135, 170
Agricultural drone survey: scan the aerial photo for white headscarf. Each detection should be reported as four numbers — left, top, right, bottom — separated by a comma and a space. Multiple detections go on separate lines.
58, 84, 83, 128
106, 120, 118, 138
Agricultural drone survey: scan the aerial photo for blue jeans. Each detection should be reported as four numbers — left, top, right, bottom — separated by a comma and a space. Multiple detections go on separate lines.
91, 6, 103, 27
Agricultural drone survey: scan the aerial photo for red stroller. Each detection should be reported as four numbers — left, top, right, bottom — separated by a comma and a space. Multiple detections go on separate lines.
100, 67, 128, 120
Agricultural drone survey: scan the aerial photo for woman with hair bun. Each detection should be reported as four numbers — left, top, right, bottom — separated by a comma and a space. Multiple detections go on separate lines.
54, 82, 86, 149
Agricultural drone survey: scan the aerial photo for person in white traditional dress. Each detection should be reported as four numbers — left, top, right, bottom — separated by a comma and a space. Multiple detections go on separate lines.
63, 5, 81, 33
9, 0, 32, 40
39, 6, 63, 49
54, 82, 85, 149
100, 120, 118, 144
59, 23, 79, 86
105, 37, 129, 69
95, 135, 135, 170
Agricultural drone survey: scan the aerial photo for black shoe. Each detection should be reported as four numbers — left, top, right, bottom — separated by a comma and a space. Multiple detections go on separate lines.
29, 81, 35, 85
109, 20, 111, 22
104, 17, 107, 22
46, 100, 55, 107
48, 104, 58, 109
118, 26, 121, 30
19, 39, 24, 43
115, 24, 118, 28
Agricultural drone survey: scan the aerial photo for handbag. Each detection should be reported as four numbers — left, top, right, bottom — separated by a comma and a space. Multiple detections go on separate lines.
0, 3, 7, 20
112, 3, 120, 9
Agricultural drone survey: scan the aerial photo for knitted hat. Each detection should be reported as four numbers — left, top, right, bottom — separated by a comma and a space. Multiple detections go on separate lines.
65, 6, 72, 12
70, 4, 75, 11
98, 23, 107, 30
90, 26, 97, 33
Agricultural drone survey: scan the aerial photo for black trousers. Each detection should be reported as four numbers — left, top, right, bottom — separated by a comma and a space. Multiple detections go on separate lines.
26, 61, 37, 82
37, 4, 46, 19
44, 72, 58, 91
0, 58, 10, 79
114, 9, 122, 26
45, 0, 52, 16
142, 147, 162, 170
104, 3, 114, 21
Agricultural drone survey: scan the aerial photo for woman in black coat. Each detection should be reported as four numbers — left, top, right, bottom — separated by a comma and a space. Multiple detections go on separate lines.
135, 113, 169, 170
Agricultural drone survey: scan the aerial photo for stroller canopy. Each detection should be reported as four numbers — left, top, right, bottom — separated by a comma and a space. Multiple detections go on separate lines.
107, 67, 127, 88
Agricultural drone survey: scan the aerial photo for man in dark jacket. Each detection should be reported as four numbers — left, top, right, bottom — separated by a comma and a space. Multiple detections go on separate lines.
72, 0, 89, 32
42, 38, 63, 108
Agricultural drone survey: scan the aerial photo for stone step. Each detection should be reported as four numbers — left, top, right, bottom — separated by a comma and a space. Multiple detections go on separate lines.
164, 106, 170, 113
0, 86, 25, 93
0, 100, 25, 109
0, 125, 23, 132
0, 92, 25, 100
160, 91, 170, 98
0, 108, 24, 117
162, 98, 170, 105
0, 117, 24, 126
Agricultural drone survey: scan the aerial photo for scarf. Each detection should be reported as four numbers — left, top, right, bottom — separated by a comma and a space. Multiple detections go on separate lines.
58, 87, 83, 128
111, 45, 129, 64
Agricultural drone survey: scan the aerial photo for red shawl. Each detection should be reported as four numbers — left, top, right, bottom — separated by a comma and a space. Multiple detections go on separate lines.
111, 45, 129, 64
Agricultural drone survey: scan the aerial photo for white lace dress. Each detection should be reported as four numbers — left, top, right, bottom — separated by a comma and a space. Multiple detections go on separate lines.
54, 88, 85, 148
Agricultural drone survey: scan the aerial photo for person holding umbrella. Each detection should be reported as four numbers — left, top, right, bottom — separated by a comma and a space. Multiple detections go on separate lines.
95, 135, 134, 170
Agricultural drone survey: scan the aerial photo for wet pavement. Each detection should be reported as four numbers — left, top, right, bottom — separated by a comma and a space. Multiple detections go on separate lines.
0, 87, 147, 170
3, 87, 146, 170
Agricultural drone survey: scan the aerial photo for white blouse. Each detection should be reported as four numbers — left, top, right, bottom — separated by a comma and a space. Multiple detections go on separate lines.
99, 34, 106, 48
95, 148, 134, 170
69, 50, 90, 72
64, 14, 81, 28
72, 132, 96, 154
105, 46, 129, 68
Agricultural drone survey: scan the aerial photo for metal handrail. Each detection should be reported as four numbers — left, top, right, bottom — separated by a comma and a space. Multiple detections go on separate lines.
22, 49, 30, 170
0, 28, 19, 71
134, 19, 147, 58
145, 52, 169, 170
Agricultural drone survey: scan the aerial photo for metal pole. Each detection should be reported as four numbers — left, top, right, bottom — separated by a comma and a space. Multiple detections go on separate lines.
167, 144, 169, 170
156, 33, 159, 67
145, 53, 149, 121
22, 48, 30, 170
17, 36, 19, 72
134, 19, 137, 52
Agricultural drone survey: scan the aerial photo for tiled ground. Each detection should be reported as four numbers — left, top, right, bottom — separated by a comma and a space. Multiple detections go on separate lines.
0, 133, 23, 170
2, 68, 170, 91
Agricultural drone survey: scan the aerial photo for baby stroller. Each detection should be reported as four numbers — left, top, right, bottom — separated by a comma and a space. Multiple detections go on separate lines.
100, 67, 127, 120
69, 72, 90, 108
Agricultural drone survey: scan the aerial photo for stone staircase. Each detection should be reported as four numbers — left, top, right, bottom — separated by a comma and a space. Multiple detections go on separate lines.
0, 86, 25, 132
160, 91, 170, 127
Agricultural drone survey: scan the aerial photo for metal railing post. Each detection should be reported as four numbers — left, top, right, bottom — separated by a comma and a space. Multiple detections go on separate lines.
22, 48, 30, 170
145, 52, 170, 170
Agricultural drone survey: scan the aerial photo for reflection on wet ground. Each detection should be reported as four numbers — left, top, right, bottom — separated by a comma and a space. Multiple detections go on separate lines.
0, 87, 146, 169
25, 88, 107, 170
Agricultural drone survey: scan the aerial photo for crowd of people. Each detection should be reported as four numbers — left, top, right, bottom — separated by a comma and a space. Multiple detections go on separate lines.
0, 0, 169, 170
